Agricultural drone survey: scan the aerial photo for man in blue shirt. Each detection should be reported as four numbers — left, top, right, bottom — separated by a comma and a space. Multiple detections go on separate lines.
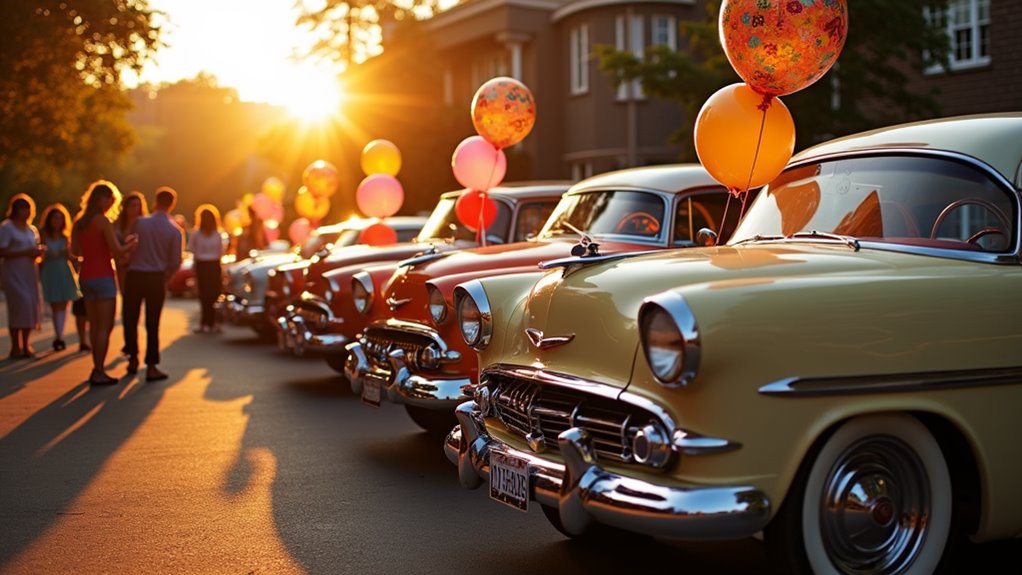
123, 186, 183, 381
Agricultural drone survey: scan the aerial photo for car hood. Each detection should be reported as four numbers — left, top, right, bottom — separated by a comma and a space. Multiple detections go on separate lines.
508, 243, 1013, 390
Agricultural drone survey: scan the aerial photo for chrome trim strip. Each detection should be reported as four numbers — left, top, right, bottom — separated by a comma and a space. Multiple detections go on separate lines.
638, 291, 702, 388
759, 365, 1022, 397
525, 327, 575, 349
454, 280, 493, 351
394, 374, 475, 408
447, 402, 770, 540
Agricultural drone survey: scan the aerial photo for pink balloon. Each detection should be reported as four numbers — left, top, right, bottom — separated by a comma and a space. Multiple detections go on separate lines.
251, 193, 274, 221
264, 226, 280, 242
288, 217, 312, 245
356, 174, 405, 218
452, 136, 506, 191
268, 201, 284, 224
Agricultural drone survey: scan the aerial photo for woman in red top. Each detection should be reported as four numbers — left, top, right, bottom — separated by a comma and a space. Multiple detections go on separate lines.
71, 181, 139, 385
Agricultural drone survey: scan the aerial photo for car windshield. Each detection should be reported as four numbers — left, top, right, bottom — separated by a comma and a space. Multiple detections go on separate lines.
415, 196, 511, 244
538, 190, 666, 242
729, 155, 1017, 253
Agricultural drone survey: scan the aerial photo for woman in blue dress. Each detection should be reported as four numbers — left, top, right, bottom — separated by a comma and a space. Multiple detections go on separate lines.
39, 203, 82, 351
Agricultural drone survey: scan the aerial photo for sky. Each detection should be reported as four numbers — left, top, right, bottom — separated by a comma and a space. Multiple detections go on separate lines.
129, 0, 343, 110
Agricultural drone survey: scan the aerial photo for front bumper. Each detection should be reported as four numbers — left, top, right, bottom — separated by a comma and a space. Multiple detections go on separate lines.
444, 401, 771, 540
276, 298, 349, 356
215, 294, 245, 324
345, 340, 472, 408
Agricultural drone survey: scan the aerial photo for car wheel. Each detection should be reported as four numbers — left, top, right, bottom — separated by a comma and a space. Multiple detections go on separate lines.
403, 405, 457, 436
324, 352, 347, 374
539, 504, 648, 544
767, 413, 952, 575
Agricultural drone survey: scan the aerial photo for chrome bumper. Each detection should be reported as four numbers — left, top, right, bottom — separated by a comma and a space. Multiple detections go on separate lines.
444, 401, 771, 540
215, 294, 245, 324
344, 341, 473, 408
277, 304, 348, 356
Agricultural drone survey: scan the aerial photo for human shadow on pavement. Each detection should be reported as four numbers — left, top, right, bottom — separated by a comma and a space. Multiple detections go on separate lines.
0, 323, 186, 566
0, 349, 86, 399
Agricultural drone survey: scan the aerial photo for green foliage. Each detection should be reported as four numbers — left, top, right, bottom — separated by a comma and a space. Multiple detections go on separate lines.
0, 0, 162, 204
596, 0, 951, 160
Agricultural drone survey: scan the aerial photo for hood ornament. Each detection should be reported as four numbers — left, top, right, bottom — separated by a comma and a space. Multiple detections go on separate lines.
525, 327, 575, 350
387, 296, 412, 310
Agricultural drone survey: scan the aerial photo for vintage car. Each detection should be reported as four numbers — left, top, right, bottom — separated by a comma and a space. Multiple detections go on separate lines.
278, 182, 570, 370
444, 113, 1022, 574
231, 216, 425, 339
344, 164, 747, 433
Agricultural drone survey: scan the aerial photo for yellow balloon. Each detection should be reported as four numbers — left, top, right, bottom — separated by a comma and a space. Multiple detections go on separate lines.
361, 139, 402, 176
694, 83, 795, 191
294, 187, 330, 221
223, 209, 245, 235
261, 177, 285, 203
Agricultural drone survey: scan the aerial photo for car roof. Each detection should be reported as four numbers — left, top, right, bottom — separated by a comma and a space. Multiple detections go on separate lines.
566, 163, 720, 193
313, 215, 427, 235
793, 113, 1022, 185
439, 181, 572, 203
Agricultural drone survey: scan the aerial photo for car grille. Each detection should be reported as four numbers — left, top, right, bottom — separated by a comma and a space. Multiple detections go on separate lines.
483, 370, 653, 463
363, 325, 441, 373
294, 307, 328, 331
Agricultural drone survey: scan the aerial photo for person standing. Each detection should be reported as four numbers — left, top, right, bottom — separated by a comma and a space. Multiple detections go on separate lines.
114, 191, 148, 295
234, 205, 267, 258
0, 194, 44, 359
71, 181, 138, 384
38, 203, 82, 351
122, 186, 183, 381
188, 204, 225, 334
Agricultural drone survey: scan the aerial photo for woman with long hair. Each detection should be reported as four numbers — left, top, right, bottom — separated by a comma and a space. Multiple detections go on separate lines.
38, 203, 82, 351
71, 180, 139, 385
0, 193, 45, 358
188, 204, 226, 333
114, 191, 148, 294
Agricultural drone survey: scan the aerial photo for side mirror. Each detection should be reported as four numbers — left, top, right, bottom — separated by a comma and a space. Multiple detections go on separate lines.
696, 228, 718, 247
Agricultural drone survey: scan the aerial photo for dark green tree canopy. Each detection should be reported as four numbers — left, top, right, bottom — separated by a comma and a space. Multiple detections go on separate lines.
596, 0, 951, 160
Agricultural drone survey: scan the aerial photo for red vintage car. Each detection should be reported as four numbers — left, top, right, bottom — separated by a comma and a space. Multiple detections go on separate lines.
344, 164, 752, 433
276, 182, 570, 370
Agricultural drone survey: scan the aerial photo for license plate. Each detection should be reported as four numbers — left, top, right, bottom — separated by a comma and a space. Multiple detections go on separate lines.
362, 377, 381, 407
489, 451, 529, 512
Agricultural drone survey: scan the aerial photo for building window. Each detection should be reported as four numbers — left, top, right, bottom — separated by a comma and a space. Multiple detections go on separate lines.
925, 0, 991, 72
614, 15, 646, 101
651, 15, 676, 49
570, 24, 590, 95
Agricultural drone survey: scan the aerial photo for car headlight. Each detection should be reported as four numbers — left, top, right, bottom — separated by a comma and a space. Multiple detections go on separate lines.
454, 280, 491, 351
427, 284, 447, 325
638, 292, 701, 387
352, 272, 374, 315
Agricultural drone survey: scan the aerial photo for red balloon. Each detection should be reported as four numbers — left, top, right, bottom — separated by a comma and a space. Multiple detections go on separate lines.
360, 222, 398, 246
455, 190, 498, 232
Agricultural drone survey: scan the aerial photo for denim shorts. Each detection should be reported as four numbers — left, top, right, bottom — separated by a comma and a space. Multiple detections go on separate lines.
80, 276, 118, 301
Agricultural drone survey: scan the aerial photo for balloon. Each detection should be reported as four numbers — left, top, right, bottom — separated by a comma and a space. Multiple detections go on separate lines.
356, 174, 404, 218
265, 226, 280, 243
360, 222, 398, 246
455, 190, 498, 232
294, 186, 330, 221
261, 176, 285, 203
694, 83, 795, 191
288, 217, 312, 245
223, 209, 245, 235
452, 136, 507, 192
251, 193, 274, 221
303, 160, 339, 197
361, 139, 402, 176
471, 77, 536, 149
720, 0, 848, 96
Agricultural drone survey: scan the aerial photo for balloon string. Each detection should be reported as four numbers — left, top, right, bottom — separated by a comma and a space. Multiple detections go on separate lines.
744, 96, 772, 195
479, 143, 502, 247
719, 191, 734, 244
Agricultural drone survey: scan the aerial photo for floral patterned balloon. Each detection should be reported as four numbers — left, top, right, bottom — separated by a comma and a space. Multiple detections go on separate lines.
471, 77, 536, 149
720, 0, 848, 96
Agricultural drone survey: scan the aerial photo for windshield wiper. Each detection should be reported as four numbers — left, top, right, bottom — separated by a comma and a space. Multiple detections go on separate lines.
731, 234, 785, 246
789, 230, 860, 251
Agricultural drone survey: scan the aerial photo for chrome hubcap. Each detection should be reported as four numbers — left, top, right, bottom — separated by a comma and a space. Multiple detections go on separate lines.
821, 436, 930, 574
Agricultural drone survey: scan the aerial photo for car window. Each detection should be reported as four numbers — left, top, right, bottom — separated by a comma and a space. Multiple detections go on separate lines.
395, 227, 420, 242
512, 201, 559, 242
539, 190, 666, 242
672, 189, 730, 246
731, 156, 1016, 252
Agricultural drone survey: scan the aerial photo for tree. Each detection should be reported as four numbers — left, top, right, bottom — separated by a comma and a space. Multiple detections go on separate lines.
0, 0, 161, 201
596, 0, 951, 160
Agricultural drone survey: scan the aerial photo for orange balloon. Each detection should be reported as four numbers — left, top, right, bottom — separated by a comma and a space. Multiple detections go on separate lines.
360, 222, 398, 246
720, 0, 848, 96
294, 186, 330, 221
302, 160, 339, 198
471, 77, 536, 149
694, 83, 795, 191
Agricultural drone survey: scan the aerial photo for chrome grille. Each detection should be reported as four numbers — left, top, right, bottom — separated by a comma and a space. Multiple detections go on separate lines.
485, 371, 652, 463
295, 307, 328, 331
363, 326, 439, 373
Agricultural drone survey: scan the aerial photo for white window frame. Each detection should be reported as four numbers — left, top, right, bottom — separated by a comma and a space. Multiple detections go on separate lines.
651, 15, 677, 50
629, 14, 644, 99
615, 16, 628, 100
925, 0, 991, 73
570, 24, 590, 95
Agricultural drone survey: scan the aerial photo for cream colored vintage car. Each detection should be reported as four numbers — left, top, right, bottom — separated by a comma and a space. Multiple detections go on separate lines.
445, 113, 1022, 574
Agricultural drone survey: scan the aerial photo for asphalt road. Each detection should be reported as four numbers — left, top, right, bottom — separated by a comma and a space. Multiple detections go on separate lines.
0, 296, 1016, 574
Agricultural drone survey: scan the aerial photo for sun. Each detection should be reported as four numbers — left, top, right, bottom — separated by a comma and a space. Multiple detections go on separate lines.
279, 67, 345, 121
